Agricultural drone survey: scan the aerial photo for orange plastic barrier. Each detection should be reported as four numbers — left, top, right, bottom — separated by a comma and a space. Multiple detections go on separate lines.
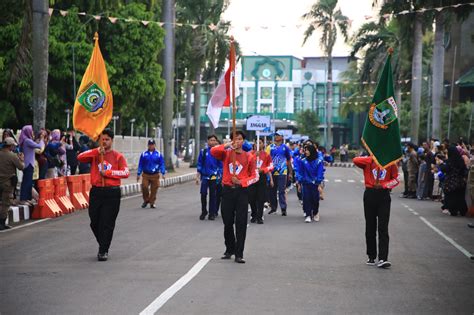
32, 179, 63, 219
81, 174, 91, 203
66, 176, 89, 209
53, 177, 75, 214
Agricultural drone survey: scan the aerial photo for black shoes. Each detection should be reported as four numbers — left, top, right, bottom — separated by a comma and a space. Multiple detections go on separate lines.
208, 214, 215, 221
366, 258, 376, 266
250, 217, 257, 223
468, 223, 474, 228
0, 223, 12, 231
150, 204, 156, 208
199, 211, 208, 220
281, 209, 287, 216
268, 209, 276, 215
234, 257, 246, 264
141, 202, 148, 208
97, 252, 108, 261
221, 252, 233, 259
257, 219, 264, 224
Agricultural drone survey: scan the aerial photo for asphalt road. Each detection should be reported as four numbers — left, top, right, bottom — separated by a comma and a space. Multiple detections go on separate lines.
1, 167, 473, 315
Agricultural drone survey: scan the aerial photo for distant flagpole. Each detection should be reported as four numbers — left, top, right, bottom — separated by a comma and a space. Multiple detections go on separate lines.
229, 37, 237, 175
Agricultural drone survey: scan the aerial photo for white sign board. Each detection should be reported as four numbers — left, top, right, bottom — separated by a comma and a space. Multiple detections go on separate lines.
246, 115, 271, 131
277, 129, 293, 140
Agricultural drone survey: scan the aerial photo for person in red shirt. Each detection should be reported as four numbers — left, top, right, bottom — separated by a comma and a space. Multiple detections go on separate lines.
77, 128, 129, 261
249, 138, 274, 224
353, 155, 399, 269
210, 130, 258, 264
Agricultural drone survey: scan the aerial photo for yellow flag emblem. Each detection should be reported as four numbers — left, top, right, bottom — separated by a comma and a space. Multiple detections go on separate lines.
73, 32, 113, 140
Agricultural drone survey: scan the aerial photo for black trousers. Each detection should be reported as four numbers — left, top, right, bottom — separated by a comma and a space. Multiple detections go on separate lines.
363, 188, 391, 261
221, 185, 248, 258
249, 174, 267, 220
89, 186, 121, 253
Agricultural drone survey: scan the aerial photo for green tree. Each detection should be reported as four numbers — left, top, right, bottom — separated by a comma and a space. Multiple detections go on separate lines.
302, 0, 349, 147
296, 109, 321, 142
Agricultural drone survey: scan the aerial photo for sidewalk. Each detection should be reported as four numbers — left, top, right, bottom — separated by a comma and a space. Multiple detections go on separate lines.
122, 160, 195, 185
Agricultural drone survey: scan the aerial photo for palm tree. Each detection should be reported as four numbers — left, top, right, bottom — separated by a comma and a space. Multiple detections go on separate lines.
302, 0, 349, 147
31, 0, 49, 133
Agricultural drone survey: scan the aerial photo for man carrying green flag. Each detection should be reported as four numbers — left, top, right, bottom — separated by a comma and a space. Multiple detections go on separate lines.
353, 49, 402, 269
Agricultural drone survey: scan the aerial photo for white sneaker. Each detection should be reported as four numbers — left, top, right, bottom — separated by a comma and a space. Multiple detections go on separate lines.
314, 213, 320, 222
377, 260, 391, 268
305, 216, 312, 223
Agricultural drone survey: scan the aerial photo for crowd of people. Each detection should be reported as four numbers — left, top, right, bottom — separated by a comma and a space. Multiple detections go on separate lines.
400, 138, 473, 217
0, 126, 96, 229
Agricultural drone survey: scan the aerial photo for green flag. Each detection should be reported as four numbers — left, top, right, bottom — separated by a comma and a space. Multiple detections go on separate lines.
361, 51, 402, 169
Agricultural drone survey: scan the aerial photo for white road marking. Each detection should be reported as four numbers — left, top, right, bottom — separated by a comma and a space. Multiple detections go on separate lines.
347, 179, 355, 183
334, 179, 342, 183
0, 218, 50, 233
140, 257, 212, 315
360, 180, 364, 183
412, 211, 419, 215
419, 216, 473, 260
324, 179, 329, 182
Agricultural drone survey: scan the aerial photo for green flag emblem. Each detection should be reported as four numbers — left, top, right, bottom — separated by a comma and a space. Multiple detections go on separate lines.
77, 82, 106, 113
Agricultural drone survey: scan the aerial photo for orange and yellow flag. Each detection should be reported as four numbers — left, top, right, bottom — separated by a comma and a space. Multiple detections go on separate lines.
73, 32, 113, 140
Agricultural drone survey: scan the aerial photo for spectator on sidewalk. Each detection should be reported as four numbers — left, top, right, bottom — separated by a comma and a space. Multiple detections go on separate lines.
35, 129, 49, 180
406, 143, 419, 198
19, 125, 44, 206
78, 135, 91, 174
439, 145, 468, 216
0, 137, 24, 230
66, 129, 80, 175
137, 139, 166, 209
77, 128, 130, 261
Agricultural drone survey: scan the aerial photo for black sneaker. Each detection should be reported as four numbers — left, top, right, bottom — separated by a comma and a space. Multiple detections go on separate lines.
150, 204, 156, 208
199, 211, 208, 220
221, 252, 233, 259
97, 252, 108, 261
234, 257, 246, 264
257, 219, 264, 224
268, 209, 277, 215
281, 209, 287, 216
141, 202, 148, 208
366, 258, 376, 266
377, 260, 391, 268
208, 214, 215, 221
250, 217, 257, 223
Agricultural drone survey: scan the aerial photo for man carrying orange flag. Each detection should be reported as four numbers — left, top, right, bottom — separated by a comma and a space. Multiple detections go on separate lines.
74, 33, 129, 261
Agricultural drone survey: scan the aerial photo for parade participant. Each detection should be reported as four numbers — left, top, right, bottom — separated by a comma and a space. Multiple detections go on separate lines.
0, 138, 24, 230
353, 155, 399, 268
268, 131, 292, 216
137, 139, 166, 209
18, 125, 45, 205
294, 145, 324, 222
77, 128, 129, 261
249, 138, 273, 224
210, 130, 258, 264
196, 135, 222, 220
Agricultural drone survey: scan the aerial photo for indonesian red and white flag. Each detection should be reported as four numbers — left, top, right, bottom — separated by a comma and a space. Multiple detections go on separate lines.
206, 41, 238, 129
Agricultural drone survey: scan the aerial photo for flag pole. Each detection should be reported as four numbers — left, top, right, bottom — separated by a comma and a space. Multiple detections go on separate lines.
230, 36, 237, 176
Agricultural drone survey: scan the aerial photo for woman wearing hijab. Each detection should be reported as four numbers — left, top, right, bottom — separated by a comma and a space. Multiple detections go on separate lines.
19, 125, 45, 205
44, 129, 67, 178
439, 145, 468, 216
294, 145, 325, 223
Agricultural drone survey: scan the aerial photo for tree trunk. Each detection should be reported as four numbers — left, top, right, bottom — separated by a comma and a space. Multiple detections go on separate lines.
31, 0, 49, 133
184, 80, 192, 161
193, 69, 202, 166
431, 11, 445, 140
410, 13, 423, 143
326, 53, 333, 147
161, 0, 175, 170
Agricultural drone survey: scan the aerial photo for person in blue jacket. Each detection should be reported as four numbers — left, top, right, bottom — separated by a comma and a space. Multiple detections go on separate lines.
196, 135, 223, 221
295, 144, 325, 223
137, 139, 166, 209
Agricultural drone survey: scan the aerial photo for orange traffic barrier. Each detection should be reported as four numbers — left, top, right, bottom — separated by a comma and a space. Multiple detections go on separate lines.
66, 175, 89, 209
32, 179, 63, 219
81, 174, 91, 203
53, 177, 75, 214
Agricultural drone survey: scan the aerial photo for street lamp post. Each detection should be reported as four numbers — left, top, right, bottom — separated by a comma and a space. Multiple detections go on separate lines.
130, 118, 136, 157
112, 115, 119, 135
65, 108, 72, 129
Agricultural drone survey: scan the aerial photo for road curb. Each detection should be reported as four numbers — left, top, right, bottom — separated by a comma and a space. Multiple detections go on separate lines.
6, 172, 197, 227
